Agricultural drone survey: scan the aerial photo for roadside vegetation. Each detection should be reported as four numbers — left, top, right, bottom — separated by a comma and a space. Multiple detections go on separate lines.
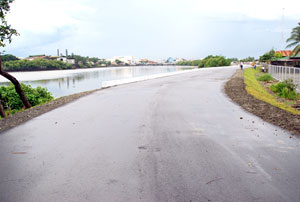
243, 68, 300, 115
270, 79, 298, 100
0, 84, 53, 117
2, 59, 72, 71
257, 74, 273, 82
177, 55, 232, 67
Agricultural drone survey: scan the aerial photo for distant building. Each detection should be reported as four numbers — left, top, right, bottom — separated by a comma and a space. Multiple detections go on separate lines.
271, 51, 300, 67
57, 56, 76, 65
175, 58, 186, 63
24, 54, 75, 65
275, 50, 292, 57
112, 56, 136, 65
166, 57, 176, 64
25, 54, 47, 61
139, 59, 149, 64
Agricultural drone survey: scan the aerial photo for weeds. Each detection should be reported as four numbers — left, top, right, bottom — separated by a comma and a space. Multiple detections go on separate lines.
257, 74, 273, 82
270, 79, 298, 100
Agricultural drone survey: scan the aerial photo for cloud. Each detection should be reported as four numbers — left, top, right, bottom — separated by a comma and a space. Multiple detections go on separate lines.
3, 0, 300, 59
7, 0, 94, 33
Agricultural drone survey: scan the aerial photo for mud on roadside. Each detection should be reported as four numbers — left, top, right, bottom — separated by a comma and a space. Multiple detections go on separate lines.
225, 70, 300, 136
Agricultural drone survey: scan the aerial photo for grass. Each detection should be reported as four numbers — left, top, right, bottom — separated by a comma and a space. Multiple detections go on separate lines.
243, 68, 300, 115
257, 74, 273, 82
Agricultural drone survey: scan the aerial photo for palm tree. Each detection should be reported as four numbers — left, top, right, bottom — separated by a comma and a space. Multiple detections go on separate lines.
286, 22, 300, 56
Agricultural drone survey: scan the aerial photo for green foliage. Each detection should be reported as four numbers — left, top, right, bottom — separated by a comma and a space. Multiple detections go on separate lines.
115, 59, 122, 64
229, 58, 239, 62
2, 59, 72, 71
89, 57, 99, 64
240, 56, 255, 62
244, 68, 300, 115
1, 54, 19, 61
73, 55, 101, 67
270, 79, 298, 100
177, 55, 232, 68
274, 52, 283, 58
286, 22, 300, 56
0, 83, 53, 112
200, 55, 232, 68
257, 74, 273, 82
74, 55, 88, 65
0, 0, 18, 47
259, 49, 275, 62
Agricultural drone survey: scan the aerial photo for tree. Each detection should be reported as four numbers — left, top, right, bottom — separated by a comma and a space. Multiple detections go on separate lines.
259, 49, 275, 63
286, 22, 300, 56
2, 54, 18, 61
89, 57, 99, 64
115, 59, 122, 65
0, 0, 31, 116
274, 52, 283, 58
240, 56, 255, 62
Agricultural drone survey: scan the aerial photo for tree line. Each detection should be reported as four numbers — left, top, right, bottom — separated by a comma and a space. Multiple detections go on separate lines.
0, 54, 112, 71
177, 55, 232, 68
2, 58, 72, 71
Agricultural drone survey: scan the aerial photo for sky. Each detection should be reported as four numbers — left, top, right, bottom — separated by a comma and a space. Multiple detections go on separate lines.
3, 0, 300, 60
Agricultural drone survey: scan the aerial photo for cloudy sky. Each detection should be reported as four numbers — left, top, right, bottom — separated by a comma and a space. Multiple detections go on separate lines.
4, 0, 300, 60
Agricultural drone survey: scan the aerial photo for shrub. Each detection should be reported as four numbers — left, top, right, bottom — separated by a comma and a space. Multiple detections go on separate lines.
270, 79, 298, 100
0, 83, 53, 113
257, 74, 273, 82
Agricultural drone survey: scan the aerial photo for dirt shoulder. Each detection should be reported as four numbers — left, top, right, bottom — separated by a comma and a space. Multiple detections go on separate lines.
0, 89, 102, 133
225, 69, 300, 136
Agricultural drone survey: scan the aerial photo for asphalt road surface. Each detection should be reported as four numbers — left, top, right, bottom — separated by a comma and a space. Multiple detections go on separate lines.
1, 66, 300, 202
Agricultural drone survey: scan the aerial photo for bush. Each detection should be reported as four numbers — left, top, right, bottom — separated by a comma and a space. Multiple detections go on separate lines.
0, 83, 54, 113
257, 74, 273, 82
270, 79, 298, 100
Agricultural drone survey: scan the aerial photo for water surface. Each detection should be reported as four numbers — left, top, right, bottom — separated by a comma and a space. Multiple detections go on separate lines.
0, 66, 193, 97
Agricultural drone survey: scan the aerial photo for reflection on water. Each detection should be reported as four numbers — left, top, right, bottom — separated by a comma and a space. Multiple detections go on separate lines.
0, 66, 192, 98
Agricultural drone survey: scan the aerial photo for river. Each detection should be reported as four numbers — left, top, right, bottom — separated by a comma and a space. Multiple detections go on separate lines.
0, 66, 193, 98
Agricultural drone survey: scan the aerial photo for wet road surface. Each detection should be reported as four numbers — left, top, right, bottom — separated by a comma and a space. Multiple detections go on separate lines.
1, 66, 300, 202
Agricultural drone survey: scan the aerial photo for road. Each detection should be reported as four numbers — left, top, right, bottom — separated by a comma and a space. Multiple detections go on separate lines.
1, 66, 300, 202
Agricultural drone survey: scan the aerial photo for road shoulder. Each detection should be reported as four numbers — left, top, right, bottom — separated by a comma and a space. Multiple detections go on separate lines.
225, 69, 300, 136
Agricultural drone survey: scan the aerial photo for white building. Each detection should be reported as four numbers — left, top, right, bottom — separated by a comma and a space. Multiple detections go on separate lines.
175, 58, 186, 63
57, 56, 75, 65
111, 56, 136, 65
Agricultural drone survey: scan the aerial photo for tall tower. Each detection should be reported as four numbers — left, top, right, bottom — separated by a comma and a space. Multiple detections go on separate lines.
57, 49, 60, 57
281, 8, 285, 50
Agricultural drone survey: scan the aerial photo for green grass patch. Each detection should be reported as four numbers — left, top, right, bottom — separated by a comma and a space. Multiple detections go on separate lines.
257, 74, 273, 82
243, 68, 300, 115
